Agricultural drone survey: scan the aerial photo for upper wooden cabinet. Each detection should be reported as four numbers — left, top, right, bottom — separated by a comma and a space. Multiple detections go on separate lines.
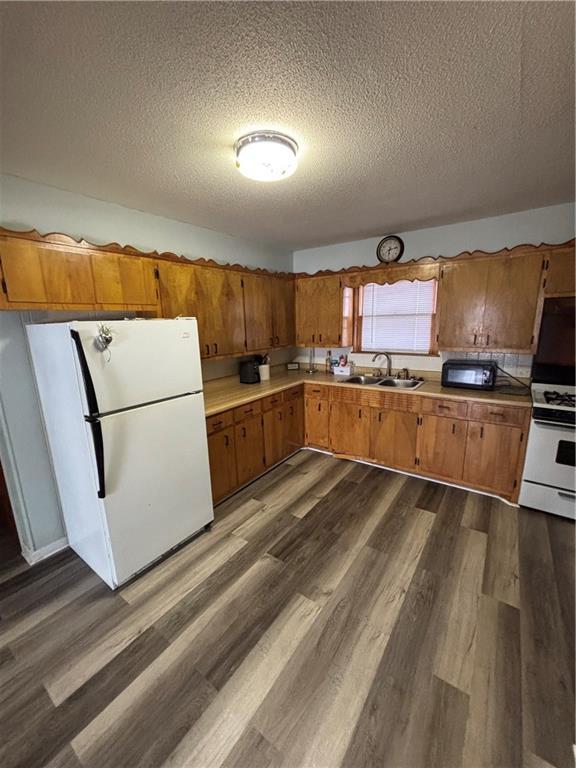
296, 275, 342, 347
243, 274, 295, 351
92, 253, 159, 308
157, 261, 245, 358
544, 248, 575, 296
0, 239, 96, 307
437, 253, 544, 352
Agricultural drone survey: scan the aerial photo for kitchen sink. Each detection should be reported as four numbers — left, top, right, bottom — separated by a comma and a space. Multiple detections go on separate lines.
378, 378, 423, 389
341, 375, 384, 385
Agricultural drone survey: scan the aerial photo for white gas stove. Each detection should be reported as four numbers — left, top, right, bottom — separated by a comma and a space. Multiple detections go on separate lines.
519, 383, 575, 519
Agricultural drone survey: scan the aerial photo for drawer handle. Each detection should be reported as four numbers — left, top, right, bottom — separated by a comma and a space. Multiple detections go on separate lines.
212, 420, 223, 429
438, 405, 450, 410
244, 407, 253, 414
489, 411, 504, 418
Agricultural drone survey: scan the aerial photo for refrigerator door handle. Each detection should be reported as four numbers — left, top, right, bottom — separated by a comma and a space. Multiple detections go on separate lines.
70, 330, 100, 417
88, 418, 106, 499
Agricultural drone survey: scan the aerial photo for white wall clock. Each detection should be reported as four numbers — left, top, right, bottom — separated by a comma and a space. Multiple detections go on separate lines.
376, 235, 404, 263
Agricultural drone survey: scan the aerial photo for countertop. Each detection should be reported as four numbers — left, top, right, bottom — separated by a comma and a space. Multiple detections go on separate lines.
203, 368, 532, 416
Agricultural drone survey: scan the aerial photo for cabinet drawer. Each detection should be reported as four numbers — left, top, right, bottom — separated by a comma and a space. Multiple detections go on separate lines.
468, 402, 527, 428
284, 385, 303, 401
304, 383, 330, 400
421, 397, 468, 419
262, 392, 284, 411
206, 410, 234, 435
233, 400, 262, 423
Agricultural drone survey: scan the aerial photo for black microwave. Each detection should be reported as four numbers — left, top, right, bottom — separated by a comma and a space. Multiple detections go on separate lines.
441, 359, 498, 390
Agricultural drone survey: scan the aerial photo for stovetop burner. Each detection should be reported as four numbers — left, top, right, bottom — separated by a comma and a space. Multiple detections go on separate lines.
544, 390, 576, 407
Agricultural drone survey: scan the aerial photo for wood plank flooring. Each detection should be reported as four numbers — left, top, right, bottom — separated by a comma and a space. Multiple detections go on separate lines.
0, 450, 574, 768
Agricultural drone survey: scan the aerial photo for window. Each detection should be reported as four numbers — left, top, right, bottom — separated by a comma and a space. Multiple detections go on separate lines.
359, 279, 437, 354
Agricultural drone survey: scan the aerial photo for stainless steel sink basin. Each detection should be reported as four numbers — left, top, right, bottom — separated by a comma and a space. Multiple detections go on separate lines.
341, 375, 384, 385
378, 378, 423, 389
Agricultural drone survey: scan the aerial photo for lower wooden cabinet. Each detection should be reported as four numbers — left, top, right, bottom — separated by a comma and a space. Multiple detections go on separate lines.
371, 409, 419, 470
329, 402, 370, 457
285, 396, 304, 455
235, 416, 266, 485
207, 428, 237, 502
417, 415, 468, 480
264, 406, 286, 468
305, 398, 330, 449
462, 421, 524, 495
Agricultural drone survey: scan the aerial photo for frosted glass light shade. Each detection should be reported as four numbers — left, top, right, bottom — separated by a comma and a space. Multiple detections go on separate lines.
235, 132, 298, 182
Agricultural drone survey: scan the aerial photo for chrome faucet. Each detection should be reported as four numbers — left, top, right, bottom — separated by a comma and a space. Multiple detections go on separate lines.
372, 352, 392, 377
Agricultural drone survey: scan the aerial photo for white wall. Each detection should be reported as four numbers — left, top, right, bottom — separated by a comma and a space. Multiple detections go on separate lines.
0, 174, 293, 271
293, 203, 575, 273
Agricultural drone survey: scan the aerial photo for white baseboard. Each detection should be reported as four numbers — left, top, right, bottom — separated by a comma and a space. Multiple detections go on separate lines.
21, 537, 69, 565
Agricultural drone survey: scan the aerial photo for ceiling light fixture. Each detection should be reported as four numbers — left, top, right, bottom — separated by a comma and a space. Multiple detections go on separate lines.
234, 131, 298, 182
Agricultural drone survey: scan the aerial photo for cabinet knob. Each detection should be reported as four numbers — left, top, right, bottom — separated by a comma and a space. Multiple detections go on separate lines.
213, 343, 218, 354
241, 426, 246, 437
224, 434, 230, 446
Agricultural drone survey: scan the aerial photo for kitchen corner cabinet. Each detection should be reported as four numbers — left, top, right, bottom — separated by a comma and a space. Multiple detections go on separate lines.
243, 275, 295, 351
296, 275, 342, 347
437, 253, 544, 352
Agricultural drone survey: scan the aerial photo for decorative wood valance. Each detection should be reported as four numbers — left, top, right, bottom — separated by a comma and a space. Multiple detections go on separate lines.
0, 227, 294, 279
295, 239, 575, 281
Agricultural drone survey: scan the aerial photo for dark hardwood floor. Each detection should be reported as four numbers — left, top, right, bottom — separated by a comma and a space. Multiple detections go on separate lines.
0, 450, 574, 768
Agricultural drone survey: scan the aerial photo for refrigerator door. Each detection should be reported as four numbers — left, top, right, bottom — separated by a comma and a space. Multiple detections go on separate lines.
95, 392, 213, 585
71, 318, 203, 416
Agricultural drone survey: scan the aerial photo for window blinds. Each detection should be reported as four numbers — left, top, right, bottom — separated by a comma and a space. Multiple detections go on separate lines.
360, 280, 437, 353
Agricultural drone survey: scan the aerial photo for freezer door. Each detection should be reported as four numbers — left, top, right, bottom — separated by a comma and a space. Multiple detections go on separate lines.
71, 318, 203, 415
97, 393, 214, 585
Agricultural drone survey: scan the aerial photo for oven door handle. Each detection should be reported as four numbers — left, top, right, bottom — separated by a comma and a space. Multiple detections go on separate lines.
558, 491, 576, 500
533, 420, 576, 430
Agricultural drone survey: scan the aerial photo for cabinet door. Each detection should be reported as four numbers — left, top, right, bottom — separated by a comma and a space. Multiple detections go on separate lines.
545, 248, 575, 296
92, 253, 158, 307
371, 409, 418, 470
243, 274, 274, 351
0, 240, 95, 305
305, 398, 330, 449
329, 402, 370, 457
197, 268, 246, 357
418, 415, 467, 480
207, 427, 238, 502
316, 276, 342, 346
272, 277, 295, 347
284, 397, 304, 455
263, 406, 285, 468
235, 416, 265, 485
157, 261, 199, 316
295, 278, 320, 346
437, 260, 490, 349
463, 422, 523, 495
482, 253, 543, 351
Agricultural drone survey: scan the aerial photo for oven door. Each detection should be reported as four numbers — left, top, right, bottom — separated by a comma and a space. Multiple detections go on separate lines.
523, 419, 575, 491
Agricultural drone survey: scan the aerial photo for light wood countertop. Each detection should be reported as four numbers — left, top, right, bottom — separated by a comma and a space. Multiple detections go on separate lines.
203, 368, 532, 416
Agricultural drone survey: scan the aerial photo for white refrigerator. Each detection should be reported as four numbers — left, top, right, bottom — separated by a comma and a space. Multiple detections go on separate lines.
27, 318, 214, 588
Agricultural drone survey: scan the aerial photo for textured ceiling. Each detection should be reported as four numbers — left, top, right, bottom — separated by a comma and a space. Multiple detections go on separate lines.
0, 1, 574, 250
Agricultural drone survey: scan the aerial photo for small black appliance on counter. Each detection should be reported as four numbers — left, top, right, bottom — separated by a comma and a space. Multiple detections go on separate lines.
441, 359, 497, 390
239, 357, 261, 384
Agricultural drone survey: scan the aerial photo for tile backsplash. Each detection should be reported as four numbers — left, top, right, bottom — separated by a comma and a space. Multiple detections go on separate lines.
293, 348, 532, 380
